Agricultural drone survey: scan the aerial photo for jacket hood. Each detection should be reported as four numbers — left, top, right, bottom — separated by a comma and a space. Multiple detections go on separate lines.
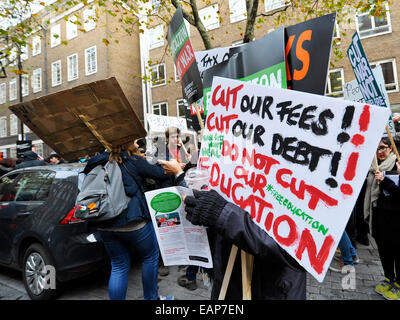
23, 151, 38, 161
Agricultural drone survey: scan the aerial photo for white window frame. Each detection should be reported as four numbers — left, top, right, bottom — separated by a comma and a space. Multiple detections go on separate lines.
370, 58, 399, 93
9, 114, 18, 136
83, 8, 96, 32
176, 99, 186, 118
20, 45, 28, 61
0, 117, 7, 137
152, 102, 168, 116
51, 60, 62, 87
9, 78, 17, 101
67, 53, 79, 81
66, 15, 78, 40
85, 46, 97, 76
0, 83, 6, 104
229, 0, 246, 23
149, 24, 164, 50
32, 68, 42, 93
150, 63, 166, 87
9, 147, 17, 159
51, 24, 61, 48
326, 68, 345, 98
356, 3, 391, 39
32, 35, 41, 56
199, 5, 220, 31
22, 75, 29, 97
265, 0, 288, 12
174, 65, 180, 82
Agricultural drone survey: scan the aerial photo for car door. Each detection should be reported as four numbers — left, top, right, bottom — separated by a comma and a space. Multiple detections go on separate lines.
0, 171, 55, 264
0, 172, 21, 263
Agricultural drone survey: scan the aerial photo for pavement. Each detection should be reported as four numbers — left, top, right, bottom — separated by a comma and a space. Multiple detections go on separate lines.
0, 235, 387, 300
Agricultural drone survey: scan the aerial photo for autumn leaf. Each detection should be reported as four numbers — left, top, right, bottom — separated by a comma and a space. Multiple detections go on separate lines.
102, 38, 110, 45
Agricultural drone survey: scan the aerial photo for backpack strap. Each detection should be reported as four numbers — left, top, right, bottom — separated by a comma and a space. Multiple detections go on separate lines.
121, 159, 145, 195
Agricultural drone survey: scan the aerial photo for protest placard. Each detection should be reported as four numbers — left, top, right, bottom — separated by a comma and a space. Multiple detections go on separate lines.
145, 186, 213, 268
346, 36, 396, 136
167, 6, 203, 106
198, 76, 390, 282
146, 114, 188, 133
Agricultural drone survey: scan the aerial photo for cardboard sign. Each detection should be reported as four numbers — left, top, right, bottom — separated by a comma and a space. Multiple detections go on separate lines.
167, 6, 203, 105
198, 76, 390, 282
16, 140, 32, 158
9, 78, 146, 161
347, 34, 395, 134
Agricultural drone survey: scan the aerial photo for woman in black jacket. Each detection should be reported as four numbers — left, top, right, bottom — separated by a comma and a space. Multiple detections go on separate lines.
84, 139, 171, 300
373, 160, 400, 300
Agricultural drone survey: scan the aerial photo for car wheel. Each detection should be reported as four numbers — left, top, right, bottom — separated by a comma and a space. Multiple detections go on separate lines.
22, 243, 61, 300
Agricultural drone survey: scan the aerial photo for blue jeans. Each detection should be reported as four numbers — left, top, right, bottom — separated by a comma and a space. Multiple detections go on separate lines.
98, 222, 159, 300
338, 231, 357, 266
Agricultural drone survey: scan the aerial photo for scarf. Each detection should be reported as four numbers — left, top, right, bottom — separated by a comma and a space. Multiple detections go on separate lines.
363, 152, 396, 221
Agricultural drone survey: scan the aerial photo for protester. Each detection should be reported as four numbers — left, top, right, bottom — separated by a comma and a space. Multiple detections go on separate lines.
82, 139, 173, 300
329, 230, 359, 272
158, 159, 306, 299
15, 150, 47, 169
48, 154, 64, 165
361, 137, 397, 245
373, 160, 400, 300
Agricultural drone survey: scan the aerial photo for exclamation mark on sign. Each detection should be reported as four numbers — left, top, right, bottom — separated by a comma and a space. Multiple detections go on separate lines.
340, 105, 371, 196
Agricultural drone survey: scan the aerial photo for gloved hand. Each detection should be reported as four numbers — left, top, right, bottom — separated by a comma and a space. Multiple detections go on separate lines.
184, 189, 228, 227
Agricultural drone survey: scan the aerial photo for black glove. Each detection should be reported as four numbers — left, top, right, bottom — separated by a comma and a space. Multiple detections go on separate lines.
184, 189, 228, 227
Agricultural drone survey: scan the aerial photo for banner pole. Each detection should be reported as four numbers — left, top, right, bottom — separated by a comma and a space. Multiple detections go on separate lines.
218, 245, 238, 300
385, 125, 400, 161
193, 102, 205, 140
241, 251, 253, 300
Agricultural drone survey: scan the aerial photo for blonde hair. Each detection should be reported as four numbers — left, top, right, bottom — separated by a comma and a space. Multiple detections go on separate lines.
109, 140, 144, 163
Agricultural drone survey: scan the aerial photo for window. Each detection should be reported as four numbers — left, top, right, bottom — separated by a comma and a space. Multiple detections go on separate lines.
20, 45, 28, 61
10, 114, 18, 136
22, 75, 29, 97
265, 0, 287, 12
174, 65, 180, 82
32, 68, 42, 93
229, 0, 246, 23
177, 99, 186, 118
151, 63, 166, 87
9, 78, 17, 101
51, 60, 62, 87
51, 24, 61, 47
66, 15, 78, 40
326, 68, 344, 98
67, 53, 79, 81
32, 36, 41, 56
150, 0, 161, 12
23, 124, 30, 133
356, 3, 391, 39
12, 171, 55, 202
9, 147, 16, 159
152, 102, 168, 116
371, 59, 398, 92
83, 8, 96, 32
0, 173, 19, 202
85, 46, 97, 75
199, 5, 220, 31
0, 83, 6, 104
0, 117, 7, 137
149, 25, 164, 50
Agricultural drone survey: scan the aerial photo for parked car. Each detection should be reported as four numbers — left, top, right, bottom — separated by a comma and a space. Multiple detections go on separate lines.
0, 163, 108, 300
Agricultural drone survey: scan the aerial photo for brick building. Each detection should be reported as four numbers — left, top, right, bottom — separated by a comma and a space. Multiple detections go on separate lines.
0, 1, 144, 158
147, 1, 399, 118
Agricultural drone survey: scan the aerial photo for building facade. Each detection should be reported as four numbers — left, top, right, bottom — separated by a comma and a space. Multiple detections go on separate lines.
0, 1, 143, 159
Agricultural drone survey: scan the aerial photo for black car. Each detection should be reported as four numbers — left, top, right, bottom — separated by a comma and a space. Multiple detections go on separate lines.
0, 163, 108, 300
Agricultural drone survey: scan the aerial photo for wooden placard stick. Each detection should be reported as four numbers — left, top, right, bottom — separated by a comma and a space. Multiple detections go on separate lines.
385, 125, 400, 161
193, 102, 205, 140
218, 245, 238, 300
241, 251, 254, 300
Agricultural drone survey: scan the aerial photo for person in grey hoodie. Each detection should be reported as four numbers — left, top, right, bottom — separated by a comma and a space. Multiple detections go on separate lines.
15, 151, 47, 169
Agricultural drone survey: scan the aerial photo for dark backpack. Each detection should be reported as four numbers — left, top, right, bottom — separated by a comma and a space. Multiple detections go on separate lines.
74, 161, 130, 221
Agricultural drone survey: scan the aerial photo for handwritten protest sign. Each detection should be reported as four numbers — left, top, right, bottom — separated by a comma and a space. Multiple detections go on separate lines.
347, 36, 395, 136
198, 76, 390, 282
167, 6, 203, 105
146, 114, 188, 133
